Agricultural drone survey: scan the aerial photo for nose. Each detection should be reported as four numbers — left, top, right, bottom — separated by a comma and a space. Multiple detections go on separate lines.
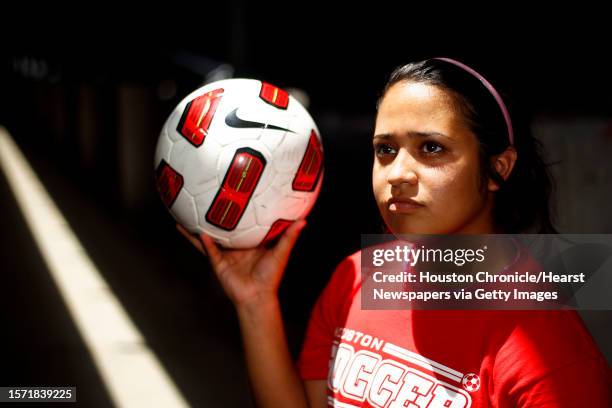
387, 149, 418, 186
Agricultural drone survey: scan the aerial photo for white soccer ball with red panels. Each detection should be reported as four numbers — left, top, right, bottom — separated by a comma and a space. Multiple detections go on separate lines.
154, 78, 324, 248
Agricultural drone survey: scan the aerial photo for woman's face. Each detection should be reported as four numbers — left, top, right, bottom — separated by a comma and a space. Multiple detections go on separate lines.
373, 81, 495, 235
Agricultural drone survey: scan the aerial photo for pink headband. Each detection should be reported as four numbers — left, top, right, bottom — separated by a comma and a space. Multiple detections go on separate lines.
433, 57, 514, 146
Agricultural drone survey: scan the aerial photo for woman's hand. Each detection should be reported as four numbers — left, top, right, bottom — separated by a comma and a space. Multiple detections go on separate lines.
176, 220, 307, 308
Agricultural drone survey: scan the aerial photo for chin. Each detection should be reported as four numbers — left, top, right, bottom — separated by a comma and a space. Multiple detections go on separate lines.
386, 217, 428, 236
391, 218, 458, 236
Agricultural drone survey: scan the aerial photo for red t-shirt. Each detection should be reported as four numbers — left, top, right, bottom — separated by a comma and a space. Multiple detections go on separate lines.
297, 248, 611, 407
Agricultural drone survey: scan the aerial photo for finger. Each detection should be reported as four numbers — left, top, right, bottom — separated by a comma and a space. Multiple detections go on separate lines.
198, 232, 224, 265
271, 219, 307, 262
176, 224, 207, 256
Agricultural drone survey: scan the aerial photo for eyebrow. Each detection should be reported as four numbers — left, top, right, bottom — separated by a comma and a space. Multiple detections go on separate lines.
373, 131, 452, 141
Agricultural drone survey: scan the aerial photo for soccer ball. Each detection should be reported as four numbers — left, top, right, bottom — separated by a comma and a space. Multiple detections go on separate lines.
154, 78, 324, 248
461, 373, 480, 392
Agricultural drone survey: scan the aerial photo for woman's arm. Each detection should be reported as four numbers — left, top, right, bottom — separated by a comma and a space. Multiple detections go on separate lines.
236, 298, 327, 407
177, 221, 327, 407
303, 380, 328, 408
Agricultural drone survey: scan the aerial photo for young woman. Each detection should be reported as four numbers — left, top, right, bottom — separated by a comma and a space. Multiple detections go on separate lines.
178, 58, 611, 407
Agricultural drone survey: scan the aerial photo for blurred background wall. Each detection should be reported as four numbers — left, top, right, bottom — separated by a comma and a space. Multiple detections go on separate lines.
1, 6, 610, 406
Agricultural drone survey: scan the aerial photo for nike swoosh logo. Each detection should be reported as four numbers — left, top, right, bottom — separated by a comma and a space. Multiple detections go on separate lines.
225, 108, 295, 133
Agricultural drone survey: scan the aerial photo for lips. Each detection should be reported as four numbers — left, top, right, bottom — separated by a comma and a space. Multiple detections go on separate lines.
388, 197, 425, 213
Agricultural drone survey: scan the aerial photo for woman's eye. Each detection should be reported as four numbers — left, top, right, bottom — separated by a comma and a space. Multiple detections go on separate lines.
422, 141, 443, 154
374, 144, 396, 156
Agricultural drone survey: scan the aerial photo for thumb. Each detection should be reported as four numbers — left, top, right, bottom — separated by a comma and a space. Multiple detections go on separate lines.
271, 219, 307, 261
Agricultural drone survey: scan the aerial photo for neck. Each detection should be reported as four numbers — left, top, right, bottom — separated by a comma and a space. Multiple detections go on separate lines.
452, 192, 497, 235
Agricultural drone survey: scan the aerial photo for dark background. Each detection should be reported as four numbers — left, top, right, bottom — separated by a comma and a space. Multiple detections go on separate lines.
1, 7, 611, 407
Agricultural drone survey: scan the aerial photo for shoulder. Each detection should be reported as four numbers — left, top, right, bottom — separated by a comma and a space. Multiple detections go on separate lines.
310, 249, 363, 321
494, 310, 608, 384
503, 310, 603, 359
492, 311, 611, 405
325, 249, 362, 294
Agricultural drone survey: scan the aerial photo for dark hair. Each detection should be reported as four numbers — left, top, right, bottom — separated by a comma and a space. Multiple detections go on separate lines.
377, 59, 558, 234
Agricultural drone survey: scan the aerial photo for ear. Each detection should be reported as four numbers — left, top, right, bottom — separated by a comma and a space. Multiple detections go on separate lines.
488, 146, 517, 192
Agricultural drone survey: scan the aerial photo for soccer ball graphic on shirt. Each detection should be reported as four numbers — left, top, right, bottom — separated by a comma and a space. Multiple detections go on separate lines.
461, 373, 481, 392
154, 78, 324, 248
